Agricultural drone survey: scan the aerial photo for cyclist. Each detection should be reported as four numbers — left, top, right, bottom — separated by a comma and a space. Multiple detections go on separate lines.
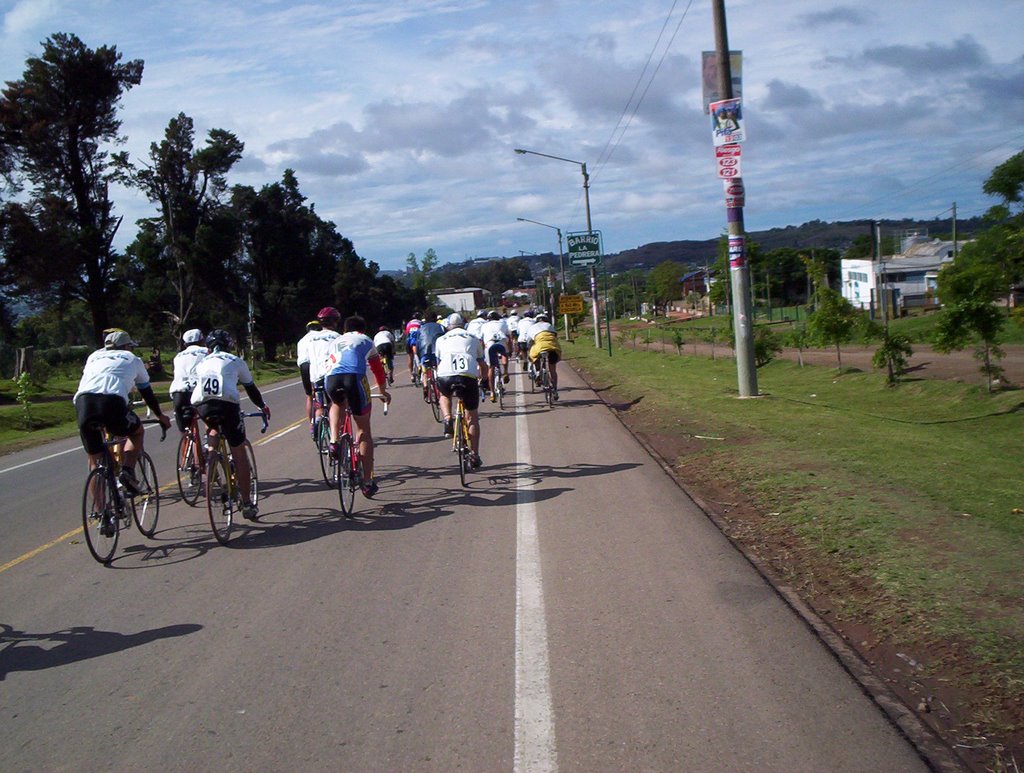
169, 328, 208, 433
305, 307, 343, 430
435, 313, 486, 468
528, 313, 562, 401
324, 315, 392, 498
404, 314, 423, 382
466, 309, 487, 340
480, 310, 511, 402
517, 309, 536, 364
191, 329, 271, 520
416, 316, 446, 380
372, 325, 396, 384
506, 309, 521, 361
297, 319, 323, 428
73, 329, 172, 494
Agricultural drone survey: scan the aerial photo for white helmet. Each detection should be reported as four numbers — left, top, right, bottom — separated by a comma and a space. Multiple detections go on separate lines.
445, 313, 465, 329
182, 328, 203, 344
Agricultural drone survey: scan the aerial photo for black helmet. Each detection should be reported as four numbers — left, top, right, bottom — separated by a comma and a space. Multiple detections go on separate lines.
206, 329, 234, 351
487, 310, 501, 320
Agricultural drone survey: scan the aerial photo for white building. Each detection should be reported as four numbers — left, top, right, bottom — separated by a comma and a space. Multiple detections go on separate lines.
433, 287, 488, 313
841, 232, 962, 312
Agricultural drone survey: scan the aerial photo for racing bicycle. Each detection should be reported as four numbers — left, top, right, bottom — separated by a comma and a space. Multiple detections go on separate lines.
206, 411, 268, 545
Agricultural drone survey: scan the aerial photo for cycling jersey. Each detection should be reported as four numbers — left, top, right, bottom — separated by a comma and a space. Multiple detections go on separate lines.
507, 314, 520, 334
529, 329, 562, 362
296, 329, 321, 366
436, 329, 484, 378
373, 330, 395, 348
466, 316, 486, 340
405, 319, 422, 347
480, 319, 509, 346
416, 321, 446, 365
191, 351, 256, 405
305, 329, 341, 383
74, 349, 152, 404
169, 345, 208, 394
325, 332, 378, 377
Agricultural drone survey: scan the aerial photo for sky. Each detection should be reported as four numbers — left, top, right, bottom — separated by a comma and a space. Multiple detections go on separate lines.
3, 0, 1024, 271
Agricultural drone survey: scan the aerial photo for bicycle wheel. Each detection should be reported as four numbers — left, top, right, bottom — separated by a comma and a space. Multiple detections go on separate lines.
243, 440, 259, 510
337, 434, 356, 517
176, 434, 202, 506
207, 451, 234, 545
316, 418, 332, 487
82, 467, 118, 563
132, 452, 160, 537
497, 374, 505, 410
429, 380, 442, 423
456, 409, 469, 487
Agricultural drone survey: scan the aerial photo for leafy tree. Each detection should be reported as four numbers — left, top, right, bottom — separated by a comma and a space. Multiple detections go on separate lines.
806, 287, 860, 370
983, 149, 1024, 208
0, 33, 143, 341
753, 327, 782, 367
113, 113, 244, 338
933, 261, 1007, 392
647, 260, 684, 315
870, 327, 914, 386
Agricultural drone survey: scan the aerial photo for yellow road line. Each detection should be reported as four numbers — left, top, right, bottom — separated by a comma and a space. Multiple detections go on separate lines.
0, 418, 307, 576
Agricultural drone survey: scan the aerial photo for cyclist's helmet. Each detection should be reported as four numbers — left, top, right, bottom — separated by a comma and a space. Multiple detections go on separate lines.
206, 329, 234, 351
445, 313, 465, 329
378, 325, 389, 333
182, 328, 203, 344
477, 309, 486, 318
306, 319, 322, 331
523, 309, 536, 318
487, 310, 501, 321
536, 314, 550, 323
103, 328, 137, 349
317, 306, 341, 323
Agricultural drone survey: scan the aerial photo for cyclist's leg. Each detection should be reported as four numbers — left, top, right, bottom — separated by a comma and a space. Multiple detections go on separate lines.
219, 404, 251, 503
461, 377, 482, 457
549, 353, 559, 390
351, 410, 374, 480
300, 362, 313, 424
75, 394, 108, 472
436, 376, 455, 435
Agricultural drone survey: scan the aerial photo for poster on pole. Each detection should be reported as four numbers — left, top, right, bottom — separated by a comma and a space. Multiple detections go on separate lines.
715, 144, 742, 179
710, 98, 745, 146
702, 51, 743, 114
728, 235, 746, 269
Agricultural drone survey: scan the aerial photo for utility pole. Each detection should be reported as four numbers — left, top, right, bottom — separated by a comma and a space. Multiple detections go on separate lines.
713, 0, 757, 396
952, 201, 958, 259
874, 221, 888, 329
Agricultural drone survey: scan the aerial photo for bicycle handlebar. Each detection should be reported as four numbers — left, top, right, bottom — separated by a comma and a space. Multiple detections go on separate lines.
243, 410, 270, 434
141, 418, 168, 442
369, 392, 390, 416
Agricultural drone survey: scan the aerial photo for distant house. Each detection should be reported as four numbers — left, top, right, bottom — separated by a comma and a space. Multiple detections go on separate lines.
434, 287, 489, 313
841, 232, 963, 313
680, 268, 711, 297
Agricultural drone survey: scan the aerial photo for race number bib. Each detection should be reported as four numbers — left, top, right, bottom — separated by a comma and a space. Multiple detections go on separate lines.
449, 354, 470, 372
202, 376, 222, 397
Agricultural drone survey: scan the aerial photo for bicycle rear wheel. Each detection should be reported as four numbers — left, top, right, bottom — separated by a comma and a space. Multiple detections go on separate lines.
176, 434, 203, 506
132, 452, 160, 537
456, 410, 469, 487
82, 467, 119, 564
207, 451, 234, 545
429, 380, 442, 423
316, 418, 332, 487
337, 434, 356, 516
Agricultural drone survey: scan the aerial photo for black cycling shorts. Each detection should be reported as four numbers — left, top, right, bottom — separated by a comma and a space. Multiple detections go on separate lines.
299, 362, 313, 396
196, 400, 246, 447
325, 373, 371, 416
75, 393, 140, 455
375, 342, 394, 360
437, 375, 480, 411
486, 343, 507, 366
171, 391, 196, 433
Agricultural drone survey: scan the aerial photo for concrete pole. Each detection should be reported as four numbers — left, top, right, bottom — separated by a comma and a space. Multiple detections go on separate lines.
713, 0, 757, 397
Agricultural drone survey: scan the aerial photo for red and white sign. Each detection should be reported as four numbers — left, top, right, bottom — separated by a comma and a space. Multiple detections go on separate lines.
715, 144, 742, 179
723, 178, 745, 208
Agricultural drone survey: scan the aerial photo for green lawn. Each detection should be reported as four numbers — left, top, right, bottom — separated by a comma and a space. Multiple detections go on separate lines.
567, 340, 1024, 741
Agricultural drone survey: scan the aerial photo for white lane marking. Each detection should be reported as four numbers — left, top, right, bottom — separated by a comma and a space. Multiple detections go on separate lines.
257, 422, 302, 445
514, 386, 558, 773
0, 380, 302, 476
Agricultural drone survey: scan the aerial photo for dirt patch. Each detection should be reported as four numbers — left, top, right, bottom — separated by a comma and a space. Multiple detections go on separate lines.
585, 370, 1023, 773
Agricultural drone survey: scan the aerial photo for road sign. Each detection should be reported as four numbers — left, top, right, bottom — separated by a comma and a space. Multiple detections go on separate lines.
567, 230, 603, 266
715, 145, 742, 179
559, 294, 584, 314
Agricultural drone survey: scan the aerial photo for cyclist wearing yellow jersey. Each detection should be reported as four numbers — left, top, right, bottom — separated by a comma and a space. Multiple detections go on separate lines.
528, 314, 562, 401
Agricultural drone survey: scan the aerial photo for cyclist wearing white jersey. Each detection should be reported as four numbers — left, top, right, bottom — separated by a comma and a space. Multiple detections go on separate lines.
304, 307, 343, 426
191, 329, 271, 520
436, 313, 486, 468
169, 328, 208, 433
297, 319, 323, 428
74, 329, 172, 494
479, 310, 511, 401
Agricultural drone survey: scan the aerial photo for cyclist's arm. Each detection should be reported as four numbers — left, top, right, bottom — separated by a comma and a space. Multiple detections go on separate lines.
367, 354, 388, 392
242, 381, 267, 410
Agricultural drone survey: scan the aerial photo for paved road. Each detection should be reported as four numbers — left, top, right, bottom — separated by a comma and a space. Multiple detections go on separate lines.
0, 365, 930, 771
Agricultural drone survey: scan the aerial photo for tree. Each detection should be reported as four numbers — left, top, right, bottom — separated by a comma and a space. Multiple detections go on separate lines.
647, 260, 684, 315
933, 261, 1007, 392
113, 113, 244, 338
0, 33, 143, 341
983, 150, 1024, 208
806, 287, 860, 370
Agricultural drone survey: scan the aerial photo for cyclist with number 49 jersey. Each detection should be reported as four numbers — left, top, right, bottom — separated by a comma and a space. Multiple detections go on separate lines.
191, 329, 270, 520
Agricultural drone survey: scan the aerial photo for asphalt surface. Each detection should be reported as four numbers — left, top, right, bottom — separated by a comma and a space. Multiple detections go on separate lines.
1, 364, 932, 771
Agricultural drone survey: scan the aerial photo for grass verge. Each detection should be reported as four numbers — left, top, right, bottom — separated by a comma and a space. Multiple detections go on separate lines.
568, 341, 1024, 769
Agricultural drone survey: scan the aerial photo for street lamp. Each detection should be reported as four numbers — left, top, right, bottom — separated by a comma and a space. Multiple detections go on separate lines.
514, 147, 601, 348
516, 217, 570, 339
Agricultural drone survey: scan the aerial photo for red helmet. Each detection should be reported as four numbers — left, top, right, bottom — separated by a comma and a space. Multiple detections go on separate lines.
317, 306, 341, 322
